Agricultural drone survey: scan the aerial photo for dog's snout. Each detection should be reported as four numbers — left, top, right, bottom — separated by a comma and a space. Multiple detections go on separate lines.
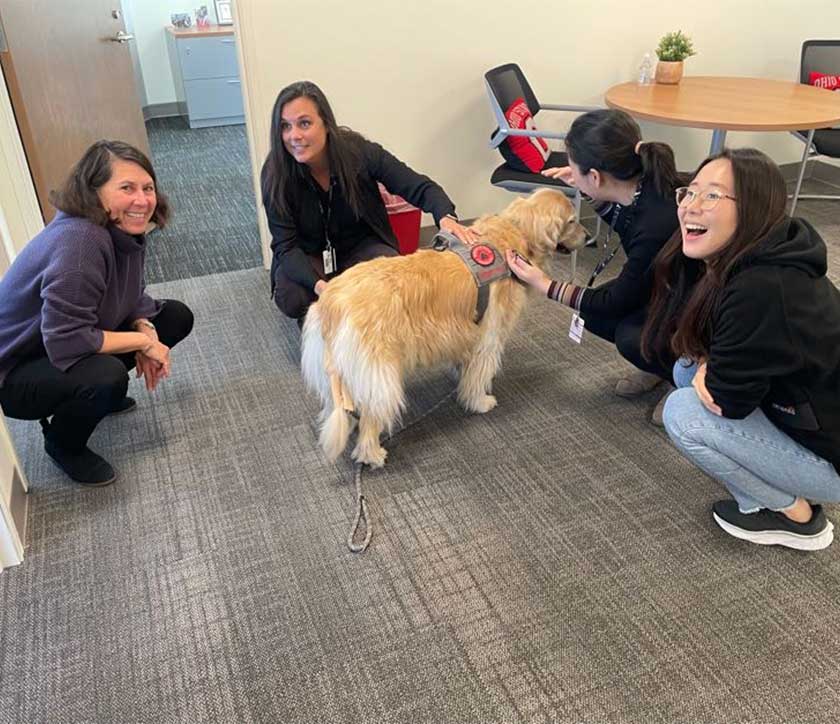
557, 221, 588, 251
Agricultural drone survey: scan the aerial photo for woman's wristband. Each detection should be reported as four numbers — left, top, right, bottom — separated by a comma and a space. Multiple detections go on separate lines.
546, 280, 585, 310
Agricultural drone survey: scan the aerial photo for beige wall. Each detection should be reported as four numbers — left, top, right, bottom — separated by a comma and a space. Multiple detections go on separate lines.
237, 0, 840, 229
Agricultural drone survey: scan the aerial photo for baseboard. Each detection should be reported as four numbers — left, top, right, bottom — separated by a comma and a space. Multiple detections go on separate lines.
779, 159, 840, 188
0, 468, 26, 570
143, 102, 187, 122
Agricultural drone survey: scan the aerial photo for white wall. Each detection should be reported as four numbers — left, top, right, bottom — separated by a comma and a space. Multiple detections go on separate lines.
0, 64, 38, 568
236, 0, 840, 223
124, 0, 220, 107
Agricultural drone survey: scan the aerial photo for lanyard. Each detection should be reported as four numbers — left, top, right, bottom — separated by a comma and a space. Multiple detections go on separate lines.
317, 180, 334, 250
585, 181, 642, 288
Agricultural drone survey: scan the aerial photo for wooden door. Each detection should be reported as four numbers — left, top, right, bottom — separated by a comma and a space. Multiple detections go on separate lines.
0, 1, 149, 220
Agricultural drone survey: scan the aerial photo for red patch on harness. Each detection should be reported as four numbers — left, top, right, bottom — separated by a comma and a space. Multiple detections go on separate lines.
471, 244, 496, 266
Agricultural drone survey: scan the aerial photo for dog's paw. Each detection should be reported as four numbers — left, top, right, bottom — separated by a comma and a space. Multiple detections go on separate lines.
467, 394, 497, 414
353, 444, 388, 469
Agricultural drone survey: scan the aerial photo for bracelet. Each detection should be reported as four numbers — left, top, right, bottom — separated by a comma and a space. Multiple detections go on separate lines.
134, 319, 156, 331
547, 280, 558, 300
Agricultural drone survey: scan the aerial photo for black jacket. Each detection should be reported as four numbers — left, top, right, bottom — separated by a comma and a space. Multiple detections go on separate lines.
262, 135, 456, 293
706, 218, 840, 473
580, 176, 678, 319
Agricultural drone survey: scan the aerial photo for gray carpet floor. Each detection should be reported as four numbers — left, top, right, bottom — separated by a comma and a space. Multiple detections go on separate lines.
1, 182, 840, 723
144, 117, 262, 284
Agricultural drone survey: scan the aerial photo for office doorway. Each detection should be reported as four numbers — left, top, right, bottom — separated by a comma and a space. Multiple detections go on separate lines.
0, 0, 262, 284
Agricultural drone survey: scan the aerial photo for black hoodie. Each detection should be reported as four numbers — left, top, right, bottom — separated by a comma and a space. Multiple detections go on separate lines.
706, 218, 840, 473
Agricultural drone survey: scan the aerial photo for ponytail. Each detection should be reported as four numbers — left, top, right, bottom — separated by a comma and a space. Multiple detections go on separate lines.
637, 142, 684, 198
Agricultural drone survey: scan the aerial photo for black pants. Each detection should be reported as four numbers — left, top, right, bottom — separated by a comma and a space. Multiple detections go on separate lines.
582, 306, 675, 382
0, 299, 193, 452
274, 238, 398, 319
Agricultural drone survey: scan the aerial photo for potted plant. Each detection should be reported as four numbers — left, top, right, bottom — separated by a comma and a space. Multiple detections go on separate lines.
655, 30, 696, 84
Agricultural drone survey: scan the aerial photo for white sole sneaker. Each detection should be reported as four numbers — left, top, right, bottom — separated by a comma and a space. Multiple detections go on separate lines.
713, 512, 835, 551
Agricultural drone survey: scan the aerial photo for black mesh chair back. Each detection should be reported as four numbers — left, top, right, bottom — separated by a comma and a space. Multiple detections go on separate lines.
485, 63, 541, 117
800, 40, 840, 84
789, 40, 840, 214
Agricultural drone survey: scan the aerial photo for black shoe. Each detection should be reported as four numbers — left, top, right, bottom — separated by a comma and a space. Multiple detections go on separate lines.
109, 396, 137, 415
712, 499, 834, 551
44, 441, 118, 487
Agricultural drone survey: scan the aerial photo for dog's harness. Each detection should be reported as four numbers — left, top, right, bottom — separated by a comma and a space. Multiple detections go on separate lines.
432, 231, 511, 324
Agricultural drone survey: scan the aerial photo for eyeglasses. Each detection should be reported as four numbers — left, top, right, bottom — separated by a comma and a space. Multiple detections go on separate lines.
675, 187, 736, 210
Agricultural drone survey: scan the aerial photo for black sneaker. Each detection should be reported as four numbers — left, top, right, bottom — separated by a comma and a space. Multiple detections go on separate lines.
712, 499, 834, 551
44, 441, 118, 487
109, 396, 137, 415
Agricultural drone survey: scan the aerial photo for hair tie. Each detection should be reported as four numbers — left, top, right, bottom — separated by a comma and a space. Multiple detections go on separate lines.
634, 141, 644, 155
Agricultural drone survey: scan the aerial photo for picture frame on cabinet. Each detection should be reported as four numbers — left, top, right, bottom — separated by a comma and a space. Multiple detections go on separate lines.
214, 0, 233, 25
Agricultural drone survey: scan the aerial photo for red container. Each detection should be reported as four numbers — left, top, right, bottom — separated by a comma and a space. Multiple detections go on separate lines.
387, 208, 421, 255
379, 183, 421, 255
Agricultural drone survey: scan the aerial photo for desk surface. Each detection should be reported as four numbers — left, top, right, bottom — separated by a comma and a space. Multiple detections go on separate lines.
605, 76, 840, 131
166, 25, 234, 38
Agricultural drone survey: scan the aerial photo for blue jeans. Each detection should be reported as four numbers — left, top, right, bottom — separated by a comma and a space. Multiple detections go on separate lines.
663, 359, 840, 513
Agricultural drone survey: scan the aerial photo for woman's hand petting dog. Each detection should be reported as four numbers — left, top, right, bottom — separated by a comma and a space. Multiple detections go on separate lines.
506, 249, 552, 296
541, 166, 576, 185
439, 215, 480, 245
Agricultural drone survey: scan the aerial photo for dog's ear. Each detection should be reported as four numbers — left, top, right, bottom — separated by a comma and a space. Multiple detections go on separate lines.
517, 191, 567, 257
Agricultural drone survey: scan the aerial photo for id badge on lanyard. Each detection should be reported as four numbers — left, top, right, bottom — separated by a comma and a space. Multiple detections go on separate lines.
323, 245, 336, 275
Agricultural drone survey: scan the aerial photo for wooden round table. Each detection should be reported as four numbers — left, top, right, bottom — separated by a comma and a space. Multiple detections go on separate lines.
605, 76, 840, 154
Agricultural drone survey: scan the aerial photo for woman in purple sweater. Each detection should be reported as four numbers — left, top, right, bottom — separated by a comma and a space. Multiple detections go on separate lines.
0, 141, 193, 486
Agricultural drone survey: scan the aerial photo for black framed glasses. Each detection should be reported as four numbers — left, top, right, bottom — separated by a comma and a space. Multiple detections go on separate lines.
675, 187, 737, 210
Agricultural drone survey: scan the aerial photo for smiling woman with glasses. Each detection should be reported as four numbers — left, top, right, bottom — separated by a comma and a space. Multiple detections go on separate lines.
642, 147, 840, 551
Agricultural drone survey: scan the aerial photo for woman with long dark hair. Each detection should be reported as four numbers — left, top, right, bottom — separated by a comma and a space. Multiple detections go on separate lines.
0, 141, 194, 486
644, 147, 840, 550
262, 80, 476, 323
507, 109, 681, 423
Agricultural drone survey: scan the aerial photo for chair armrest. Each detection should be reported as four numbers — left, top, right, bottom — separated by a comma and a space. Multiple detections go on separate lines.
501, 128, 568, 140
540, 104, 603, 113
489, 126, 566, 149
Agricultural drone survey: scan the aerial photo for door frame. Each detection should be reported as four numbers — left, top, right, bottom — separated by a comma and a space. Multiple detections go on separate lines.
0, 0, 268, 568
230, 0, 271, 269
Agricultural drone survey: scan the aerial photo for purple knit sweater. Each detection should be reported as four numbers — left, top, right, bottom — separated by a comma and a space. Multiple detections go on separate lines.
0, 212, 161, 386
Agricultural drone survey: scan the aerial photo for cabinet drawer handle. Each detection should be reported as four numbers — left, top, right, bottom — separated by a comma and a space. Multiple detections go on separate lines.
227, 80, 241, 84
220, 39, 235, 43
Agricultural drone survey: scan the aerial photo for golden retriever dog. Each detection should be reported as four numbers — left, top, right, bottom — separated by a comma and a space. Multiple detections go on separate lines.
301, 189, 586, 467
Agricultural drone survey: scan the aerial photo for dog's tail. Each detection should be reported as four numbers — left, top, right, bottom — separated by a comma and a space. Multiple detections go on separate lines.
301, 304, 329, 403
301, 305, 355, 461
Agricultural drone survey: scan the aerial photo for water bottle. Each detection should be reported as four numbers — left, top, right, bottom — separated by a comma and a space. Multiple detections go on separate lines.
637, 53, 653, 85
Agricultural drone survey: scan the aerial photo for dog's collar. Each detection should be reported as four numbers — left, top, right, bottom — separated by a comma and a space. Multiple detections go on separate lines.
432, 231, 511, 324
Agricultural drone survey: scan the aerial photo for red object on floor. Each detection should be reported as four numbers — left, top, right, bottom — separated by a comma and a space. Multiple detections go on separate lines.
379, 183, 421, 255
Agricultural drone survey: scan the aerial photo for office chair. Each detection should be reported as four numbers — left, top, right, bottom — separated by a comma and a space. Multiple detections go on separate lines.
485, 63, 601, 279
789, 40, 840, 215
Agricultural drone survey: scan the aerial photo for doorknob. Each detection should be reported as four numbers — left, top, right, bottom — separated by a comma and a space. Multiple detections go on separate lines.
109, 31, 134, 43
